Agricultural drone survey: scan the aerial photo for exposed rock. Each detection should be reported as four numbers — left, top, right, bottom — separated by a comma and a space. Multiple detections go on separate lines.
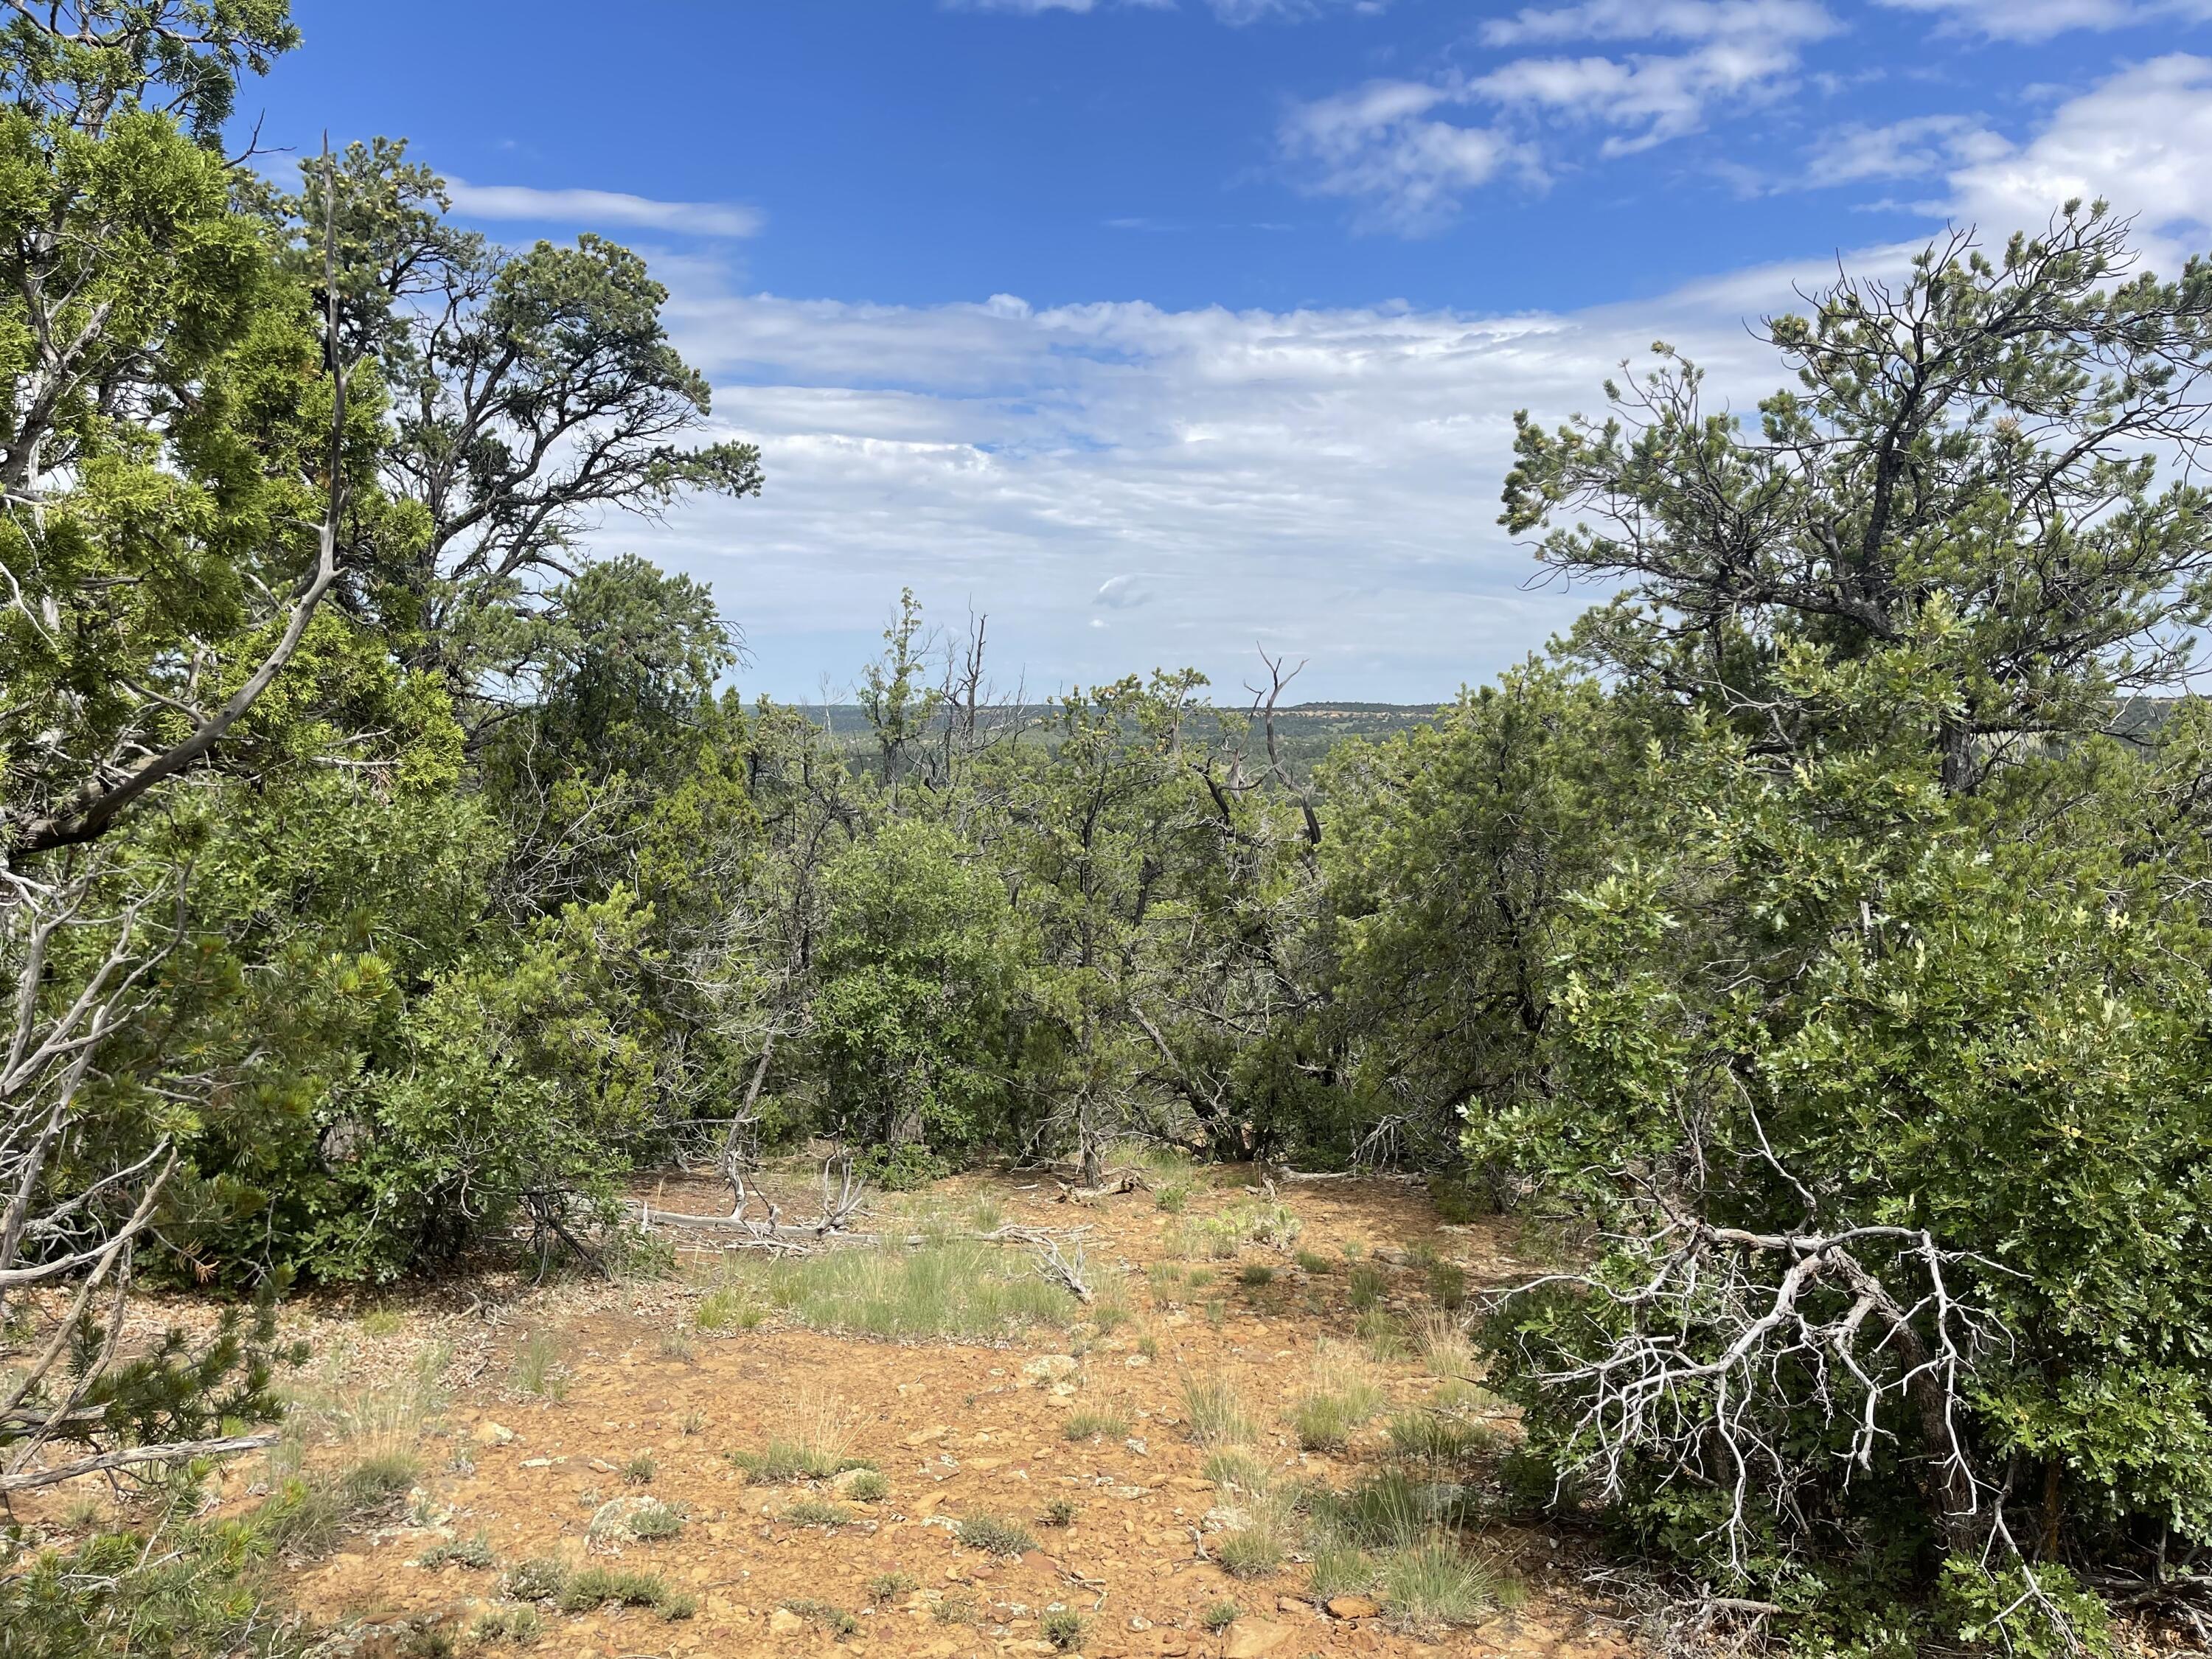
470, 1421, 514, 1446
1223, 1620, 1292, 1658
1021, 1354, 1079, 1383
1325, 1595, 1381, 1619
768, 1607, 806, 1635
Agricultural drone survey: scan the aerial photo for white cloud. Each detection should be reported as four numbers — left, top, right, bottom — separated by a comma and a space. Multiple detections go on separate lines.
1481, 0, 1837, 45
1942, 55, 2212, 262
1281, 0, 1836, 223
1279, 80, 1540, 232
1806, 114, 2008, 185
1472, 36, 1812, 156
632, 258, 1818, 700
1873, 0, 2212, 44
444, 179, 762, 238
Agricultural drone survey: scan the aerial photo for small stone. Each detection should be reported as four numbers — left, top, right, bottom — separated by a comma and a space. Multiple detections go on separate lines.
1021, 1354, 1080, 1382
1325, 1596, 1381, 1619
471, 1421, 514, 1447
1275, 1596, 1314, 1615
1124, 1353, 1151, 1368
768, 1607, 806, 1635
905, 1425, 948, 1447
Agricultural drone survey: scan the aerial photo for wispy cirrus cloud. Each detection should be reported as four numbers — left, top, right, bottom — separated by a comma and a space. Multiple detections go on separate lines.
444, 179, 763, 239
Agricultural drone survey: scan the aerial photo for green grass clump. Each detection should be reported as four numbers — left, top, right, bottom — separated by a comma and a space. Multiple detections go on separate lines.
559, 1566, 694, 1619
1215, 1527, 1284, 1579
414, 1533, 494, 1570
1154, 1178, 1195, 1213
1312, 1469, 1435, 1551
1346, 1264, 1388, 1311
1179, 1374, 1254, 1447
844, 1468, 889, 1502
1238, 1264, 1276, 1288
869, 1571, 919, 1599
955, 1512, 1036, 1557
1291, 1390, 1377, 1453
1293, 1250, 1335, 1276
781, 1597, 859, 1635
1202, 1600, 1242, 1632
1379, 1537, 1498, 1630
1064, 1407, 1130, 1441
695, 1284, 765, 1333
1309, 1541, 1376, 1601
622, 1453, 655, 1484
933, 1593, 979, 1624
507, 1329, 566, 1399
1385, 1408, 1496, 1464
783, 1498, 852, 1528
1042, 1608, 1088, 1649
1201, 1448, 1268, 1490
1041, 1496, 1078, 1527
1425, 1261, 1468, 1311
1357, 1308, 1408, 1361
728, 1439, 874, 1483
1147, 1262, 1186, 1296
729, 1238, 1079, 1340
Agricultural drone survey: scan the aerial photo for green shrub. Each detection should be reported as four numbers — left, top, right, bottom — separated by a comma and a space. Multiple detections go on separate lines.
500, 1557, 570, 1601
559, 1566, 693, 1618
1041, 1608, 1087, 1649
1294, 1250, 1334, 1275
1202, 1600, 1241, 1632
783, 1498, 852, 1528
1041, 1496, 1077, 1526
955, 1512, 1035, 1557
844, 1468, 889, 1502
869, 1571, 919, 1599
414, 1533, 494, 1569
1064, 1407, 1129, 1441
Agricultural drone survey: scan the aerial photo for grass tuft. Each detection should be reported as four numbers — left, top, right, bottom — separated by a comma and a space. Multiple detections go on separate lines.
1379, 1537, 1498, 1630
869, 1571, 919, 1600
1202, 1600, 1242, 1632
1179, 1373, 1254, 1447
508, 1329, 566, 1399
844, 1467, 889, 1502
1063, 1407, 1130, 1441
720, 1237, 1079, 1340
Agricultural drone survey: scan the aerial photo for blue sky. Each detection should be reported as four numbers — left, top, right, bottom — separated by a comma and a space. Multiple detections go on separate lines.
259, 1, 2212, 700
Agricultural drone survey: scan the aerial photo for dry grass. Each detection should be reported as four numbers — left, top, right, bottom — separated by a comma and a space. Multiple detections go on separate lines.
1179, 1372, 1255, 1447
